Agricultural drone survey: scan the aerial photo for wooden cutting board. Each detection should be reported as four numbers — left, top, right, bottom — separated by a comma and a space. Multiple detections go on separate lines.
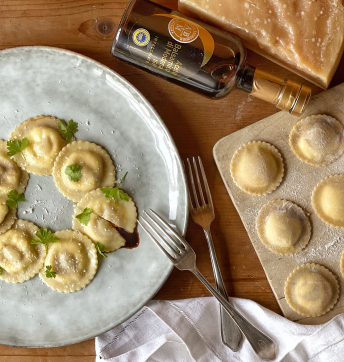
213, 83, 344, 325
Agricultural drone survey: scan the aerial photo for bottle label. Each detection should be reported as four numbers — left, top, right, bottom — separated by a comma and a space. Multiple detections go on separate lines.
126, 14, 215, 79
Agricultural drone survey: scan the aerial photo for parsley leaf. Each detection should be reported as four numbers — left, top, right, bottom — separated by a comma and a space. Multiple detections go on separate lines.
96, 242, 108, 258
76, 207, 93, 226
100, 172, 129, 202
6, 190, 25, 208
45, 265, 56, 278
58, 119, 78, 143
65, 164, 83, 182
31, 227, 60, 253
0, 267, 2, 275
7, 138, 29, 160
116, 172, 128, 188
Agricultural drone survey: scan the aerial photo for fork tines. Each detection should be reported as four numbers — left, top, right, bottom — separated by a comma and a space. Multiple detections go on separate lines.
138, 210, 187, 261
186, 157, 213, 209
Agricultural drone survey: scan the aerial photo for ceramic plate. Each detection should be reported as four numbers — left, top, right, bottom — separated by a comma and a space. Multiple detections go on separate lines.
0, 46, 188, 347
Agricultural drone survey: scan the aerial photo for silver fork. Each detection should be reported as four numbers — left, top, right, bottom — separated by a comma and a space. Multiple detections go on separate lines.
139, 210, 277, 361
186, 156, 243, 351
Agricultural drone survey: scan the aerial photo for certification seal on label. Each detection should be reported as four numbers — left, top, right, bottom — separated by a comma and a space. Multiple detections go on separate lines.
168, 18, 199, 44
132, 28, 151, 46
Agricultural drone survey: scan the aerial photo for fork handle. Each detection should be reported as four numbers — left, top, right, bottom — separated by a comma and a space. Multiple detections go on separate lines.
204, 230, 243, 351
204, 230, 228, 297
191, 267, 277, 361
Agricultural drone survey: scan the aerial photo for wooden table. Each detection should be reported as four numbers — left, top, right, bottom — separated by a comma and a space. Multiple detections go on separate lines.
1, 0, 343, 360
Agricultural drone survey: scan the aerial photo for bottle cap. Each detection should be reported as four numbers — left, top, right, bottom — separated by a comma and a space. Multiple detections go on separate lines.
289, 84, 312, 116
250, 69, 311, 116
276, 81, 311, 116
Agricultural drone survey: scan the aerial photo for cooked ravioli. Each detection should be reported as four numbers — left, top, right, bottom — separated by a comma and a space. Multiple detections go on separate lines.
0, 204, 16, 235
230, 141, 284, 195
290, 114, 344, 166
53, 141, 116, 202
9, 115, 68, 175
72, 210, 126, 252
285, 263, 339, 317
256, 200, 311, 255
0, 220, 45, 283
0, 139, 28, 203
40, 230, 98, 293
77, 189, 137, 233
312, 175, 344, 228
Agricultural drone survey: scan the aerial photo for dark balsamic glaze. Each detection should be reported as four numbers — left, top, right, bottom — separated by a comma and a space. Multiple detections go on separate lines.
117, 226, 139, 249
109, 222, 140, 249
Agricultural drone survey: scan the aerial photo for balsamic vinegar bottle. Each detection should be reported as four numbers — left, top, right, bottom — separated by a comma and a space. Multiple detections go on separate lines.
112, 0, 311, 116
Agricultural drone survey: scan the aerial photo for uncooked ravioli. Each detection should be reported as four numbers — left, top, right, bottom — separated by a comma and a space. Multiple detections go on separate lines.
289, 114, 344, 166
0, 220, 46, 283
0, 139, 28, 204
284, 263, 339, 317
40, 230, 98, 293
230, 141, 284, 195
312, 175, 344, 228
256, 200, 311, 255
53, 140, 116, 202
9, 115, 68, 175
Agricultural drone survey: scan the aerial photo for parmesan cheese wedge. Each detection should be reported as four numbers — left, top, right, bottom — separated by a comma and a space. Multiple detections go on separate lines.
179, 0, 344, 88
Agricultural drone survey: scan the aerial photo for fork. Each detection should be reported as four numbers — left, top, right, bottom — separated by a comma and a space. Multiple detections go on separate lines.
186, 157, 243, 351
139, 210, 277, 361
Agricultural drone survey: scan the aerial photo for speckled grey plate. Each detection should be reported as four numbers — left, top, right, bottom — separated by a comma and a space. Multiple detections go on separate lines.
0, 46, 188, 347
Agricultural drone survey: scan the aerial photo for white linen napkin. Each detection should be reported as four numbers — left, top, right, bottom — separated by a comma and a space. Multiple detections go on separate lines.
95, 297, 344, 362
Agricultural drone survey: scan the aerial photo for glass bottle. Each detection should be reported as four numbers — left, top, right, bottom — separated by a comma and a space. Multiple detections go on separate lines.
112, 0, 311, 116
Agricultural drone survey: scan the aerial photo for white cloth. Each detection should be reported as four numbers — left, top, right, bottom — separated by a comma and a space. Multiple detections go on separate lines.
95, 297, 344, 362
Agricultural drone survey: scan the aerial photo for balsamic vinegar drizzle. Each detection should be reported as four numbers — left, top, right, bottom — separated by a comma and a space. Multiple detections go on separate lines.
117, 226, 139, 249
107, 222, 139, 251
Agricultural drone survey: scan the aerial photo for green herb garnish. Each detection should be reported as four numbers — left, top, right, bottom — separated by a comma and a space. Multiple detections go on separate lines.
0, 267, 2, 275
45, 265, 56, 278
65, 164, 83, 182
58, 119, 78, 143
31, 227, 60, 253
96, 242, 108, 258
76, 207, 93, 226
100, 172, 129, 202
6, 190, 25, 208
7, 138, 29, 160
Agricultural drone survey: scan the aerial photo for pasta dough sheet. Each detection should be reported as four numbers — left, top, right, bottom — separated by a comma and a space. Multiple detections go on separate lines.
179, 0, 344, 88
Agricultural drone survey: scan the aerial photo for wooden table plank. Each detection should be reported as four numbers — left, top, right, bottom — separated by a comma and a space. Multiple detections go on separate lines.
0, 0, 343, 359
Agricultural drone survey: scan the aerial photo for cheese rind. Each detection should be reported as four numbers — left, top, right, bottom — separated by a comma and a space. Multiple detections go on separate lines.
179, 0, 344, 88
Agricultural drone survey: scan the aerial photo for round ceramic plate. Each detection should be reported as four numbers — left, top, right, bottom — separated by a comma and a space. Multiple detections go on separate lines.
0, 46, 188, 347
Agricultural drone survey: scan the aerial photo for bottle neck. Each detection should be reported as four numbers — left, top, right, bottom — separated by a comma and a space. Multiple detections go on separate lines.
237, 64, 311, 116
